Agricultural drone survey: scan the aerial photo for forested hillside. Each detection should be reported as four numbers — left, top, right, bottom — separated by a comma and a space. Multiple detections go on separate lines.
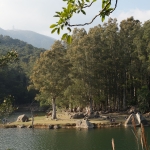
0, 35, 45, 104
0, 28, 55, 49
30, 17, 150, 117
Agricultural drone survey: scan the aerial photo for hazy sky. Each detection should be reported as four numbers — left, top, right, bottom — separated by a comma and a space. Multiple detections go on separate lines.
0, 0, 150, 39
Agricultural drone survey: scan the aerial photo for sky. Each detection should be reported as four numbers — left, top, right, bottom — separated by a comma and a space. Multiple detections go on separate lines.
0, 0, 150, 40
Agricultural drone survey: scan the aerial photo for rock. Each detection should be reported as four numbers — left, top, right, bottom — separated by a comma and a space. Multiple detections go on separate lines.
101, 115, 109, 120
27, 125, 33, 128
70, 113, 84, 119
17, 114, 29, 122
76, 120, 94, 129
53, 124, 60, 129
49, 125, 54, 129
128, 106, 137, 114
94, 111, 100, 118
18, 124, 25, 128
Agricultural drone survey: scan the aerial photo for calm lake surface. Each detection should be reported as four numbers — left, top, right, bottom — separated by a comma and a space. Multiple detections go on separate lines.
0, 127, 150, 150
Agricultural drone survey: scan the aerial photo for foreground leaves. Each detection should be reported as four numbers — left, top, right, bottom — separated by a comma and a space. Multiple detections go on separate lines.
50, 0, 117, 43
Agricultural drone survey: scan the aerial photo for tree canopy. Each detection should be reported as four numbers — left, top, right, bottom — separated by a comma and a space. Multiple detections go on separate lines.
30, 17, 150, 114
0, 35, 45, 105
30, 41, 71, 119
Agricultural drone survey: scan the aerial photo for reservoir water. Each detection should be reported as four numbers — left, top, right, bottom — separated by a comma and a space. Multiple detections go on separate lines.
0, 127, 150, 150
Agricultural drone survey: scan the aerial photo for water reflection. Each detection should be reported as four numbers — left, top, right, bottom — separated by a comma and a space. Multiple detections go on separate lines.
0, 127, 149, 150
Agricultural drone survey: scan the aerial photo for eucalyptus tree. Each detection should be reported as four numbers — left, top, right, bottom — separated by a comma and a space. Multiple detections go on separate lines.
66, 28, 90, 109
66, 27, 111, 113
30, 41, 71, 119
98, 18, 121, 110
135, 20, 150, 89
64, 79, 87, 110
133, 20, 150, 111
119, 17, 141, 108
86, 25, 107, 109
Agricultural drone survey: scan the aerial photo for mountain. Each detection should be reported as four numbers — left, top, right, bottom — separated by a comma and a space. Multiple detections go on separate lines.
0, 28, 55, 49
0, 34, 46, 75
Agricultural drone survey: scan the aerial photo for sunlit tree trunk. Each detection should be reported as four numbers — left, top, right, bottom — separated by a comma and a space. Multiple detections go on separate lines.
52, 97, 56, 119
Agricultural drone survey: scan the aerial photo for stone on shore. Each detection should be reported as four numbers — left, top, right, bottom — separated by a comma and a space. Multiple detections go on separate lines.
18, 124, 25, 128
76, 120, 94, 129
53, 124, 60, 129
17, 114, 29, 122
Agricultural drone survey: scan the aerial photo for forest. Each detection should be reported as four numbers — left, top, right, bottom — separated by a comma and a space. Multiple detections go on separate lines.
0, 35, 45, 106
1, 17, 150, 117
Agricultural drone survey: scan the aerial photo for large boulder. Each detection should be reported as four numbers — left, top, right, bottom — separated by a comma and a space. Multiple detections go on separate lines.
70, 113, 84, 119
128, 106, 138, 114
76, 120, 94, 129
17, 114, 29, 122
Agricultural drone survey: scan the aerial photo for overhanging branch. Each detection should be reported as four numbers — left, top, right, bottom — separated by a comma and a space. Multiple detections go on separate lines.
110, 0, 118, 13
83, 1, 94, 8
67, 0, 118, 27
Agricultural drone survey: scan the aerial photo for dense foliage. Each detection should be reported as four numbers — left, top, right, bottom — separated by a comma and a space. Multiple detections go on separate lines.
0, 35, 45, 105
32, 17, 150, 115
30, 41, 71, 119
1, 16, 150, 115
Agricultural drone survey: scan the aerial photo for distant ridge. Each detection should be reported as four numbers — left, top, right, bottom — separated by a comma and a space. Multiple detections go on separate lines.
0, 28, 55, 49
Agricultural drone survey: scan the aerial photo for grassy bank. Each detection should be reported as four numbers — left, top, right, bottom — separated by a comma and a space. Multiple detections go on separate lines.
0, 111, 127, 128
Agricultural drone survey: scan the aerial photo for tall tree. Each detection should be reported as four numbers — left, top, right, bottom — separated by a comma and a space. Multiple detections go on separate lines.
30, 41, 71, 119
119, 17, 141, 108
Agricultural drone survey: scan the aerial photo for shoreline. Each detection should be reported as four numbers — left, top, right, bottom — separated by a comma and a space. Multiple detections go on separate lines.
1, 111, 150, 129
0, 122, 124, 129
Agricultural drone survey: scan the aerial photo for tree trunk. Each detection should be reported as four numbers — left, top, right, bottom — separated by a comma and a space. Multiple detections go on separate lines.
52, 97, 56, 119
123, 87, 126, 110
123, 71, 126, 110
88, 97, 93, 115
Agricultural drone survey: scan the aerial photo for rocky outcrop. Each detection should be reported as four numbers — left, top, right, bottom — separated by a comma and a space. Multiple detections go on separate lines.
53, 124, 60, 129
76, 120, 94, 129
18, 124, 25, 128
70, 113, 84, 119
17, 114, 29, 122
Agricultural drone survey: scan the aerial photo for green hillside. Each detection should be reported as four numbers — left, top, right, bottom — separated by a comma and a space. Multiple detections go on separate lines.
0, 35, 46, 104
0, 28, 55, 49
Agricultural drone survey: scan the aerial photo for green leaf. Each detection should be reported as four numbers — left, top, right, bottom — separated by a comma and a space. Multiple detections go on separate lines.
54, 15, 60, 17
106, 3, 111, 9
61, 33, 68, 40
107, 8, 114, 11
61, 24, 64, 30
50, 24, 57, 28
78, 0, 81, 7
57, 28, 60, 35
56, 11, 61, 15
67, 27, 71, 32
67, 35, 72, 43
101, 15, 105, 22
51, 28, 57, 33
81, 9, 86, 15
67, 3, 72, 12
65, 22, 68, 26
102, 0, 106, 9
